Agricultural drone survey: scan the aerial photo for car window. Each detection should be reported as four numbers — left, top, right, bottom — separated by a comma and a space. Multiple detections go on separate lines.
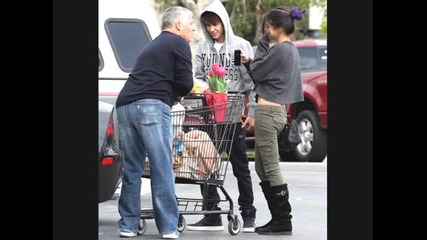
298, 46, 327, 71
318, 47, 327, 70
105, 18, 152, 72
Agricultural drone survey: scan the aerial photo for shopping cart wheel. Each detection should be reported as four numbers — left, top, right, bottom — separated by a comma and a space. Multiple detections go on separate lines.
137, 219, 147, 235
227, 215, 241, 235
177, 214, 186, 232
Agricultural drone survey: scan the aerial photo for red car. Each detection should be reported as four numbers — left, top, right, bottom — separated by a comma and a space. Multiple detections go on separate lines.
247, 39, 327, 162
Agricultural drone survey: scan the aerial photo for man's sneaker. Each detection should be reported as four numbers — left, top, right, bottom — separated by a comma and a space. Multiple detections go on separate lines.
119, 223, 144, 238
137, 221, 145, 235
118, 229, 138, 238
186, 216, 224, 231
242, 218, 256, 233
161, 231, 179, 239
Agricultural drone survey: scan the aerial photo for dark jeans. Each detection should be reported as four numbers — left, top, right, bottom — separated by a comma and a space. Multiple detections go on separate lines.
200, 122, 256, 219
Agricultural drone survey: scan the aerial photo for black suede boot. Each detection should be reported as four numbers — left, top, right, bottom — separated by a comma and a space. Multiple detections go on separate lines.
254, 181, 273, 232
256, 183, 292, 235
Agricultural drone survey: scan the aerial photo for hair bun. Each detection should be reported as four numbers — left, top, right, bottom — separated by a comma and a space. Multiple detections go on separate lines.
290, 7, 306, 21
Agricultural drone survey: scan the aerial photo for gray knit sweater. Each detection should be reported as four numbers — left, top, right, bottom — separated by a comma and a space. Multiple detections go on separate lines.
246, 35, 303, 105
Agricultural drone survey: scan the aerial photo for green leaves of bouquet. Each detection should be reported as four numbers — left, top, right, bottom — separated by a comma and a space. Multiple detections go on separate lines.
207, 63, 230, 93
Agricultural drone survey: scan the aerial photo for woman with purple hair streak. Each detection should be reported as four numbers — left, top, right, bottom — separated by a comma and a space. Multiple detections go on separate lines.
240, 6, 306, 235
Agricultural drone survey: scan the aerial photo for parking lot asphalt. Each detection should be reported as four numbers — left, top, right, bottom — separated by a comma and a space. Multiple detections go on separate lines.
99, 160, 327, 240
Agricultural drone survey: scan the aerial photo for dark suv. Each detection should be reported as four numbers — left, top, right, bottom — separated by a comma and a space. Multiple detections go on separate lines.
98, 104, 123, 203
247, 39, 327, 162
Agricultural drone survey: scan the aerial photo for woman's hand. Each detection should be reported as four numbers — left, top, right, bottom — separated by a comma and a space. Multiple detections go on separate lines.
262, 33, 270, 42
234, 48, 251, 64
241, 115, 255, 131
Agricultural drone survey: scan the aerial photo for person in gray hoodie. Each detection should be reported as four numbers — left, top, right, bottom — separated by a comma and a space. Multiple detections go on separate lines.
186, 0, 257, 233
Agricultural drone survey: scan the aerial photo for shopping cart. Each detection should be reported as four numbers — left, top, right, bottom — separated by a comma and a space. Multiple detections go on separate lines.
140, 92, 245, 235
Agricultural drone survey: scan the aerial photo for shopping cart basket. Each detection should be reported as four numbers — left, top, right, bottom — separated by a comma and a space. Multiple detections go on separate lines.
140, 92, 245, 235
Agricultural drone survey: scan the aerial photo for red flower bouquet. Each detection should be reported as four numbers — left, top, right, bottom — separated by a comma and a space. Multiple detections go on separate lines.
207, 63, 230, 93
204, 63, 230, 122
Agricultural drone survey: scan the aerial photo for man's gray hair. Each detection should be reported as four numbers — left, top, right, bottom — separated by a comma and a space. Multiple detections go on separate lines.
161, 6, 192, 30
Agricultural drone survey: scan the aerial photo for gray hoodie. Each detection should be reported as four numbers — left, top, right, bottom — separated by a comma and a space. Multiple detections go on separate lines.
194, 0, 256, 117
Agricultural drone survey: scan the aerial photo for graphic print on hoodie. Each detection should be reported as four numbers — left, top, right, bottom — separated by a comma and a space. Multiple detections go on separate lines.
194, 0, 255, 98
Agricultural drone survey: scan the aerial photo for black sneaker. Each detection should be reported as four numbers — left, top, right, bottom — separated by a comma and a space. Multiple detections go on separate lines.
242, 218, 256, 233
186, 216, 223, 231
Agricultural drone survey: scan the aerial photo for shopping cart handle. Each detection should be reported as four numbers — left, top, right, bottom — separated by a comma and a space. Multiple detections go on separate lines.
227, 90, 249, 96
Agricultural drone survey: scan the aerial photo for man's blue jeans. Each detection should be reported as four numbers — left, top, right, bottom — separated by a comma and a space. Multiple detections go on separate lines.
116, 99, 178, 235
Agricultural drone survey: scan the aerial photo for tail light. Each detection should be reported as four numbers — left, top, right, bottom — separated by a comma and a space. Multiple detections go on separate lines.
107, 121, 114, 136
101, 157, 114, 166
101, 112, 118, 166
